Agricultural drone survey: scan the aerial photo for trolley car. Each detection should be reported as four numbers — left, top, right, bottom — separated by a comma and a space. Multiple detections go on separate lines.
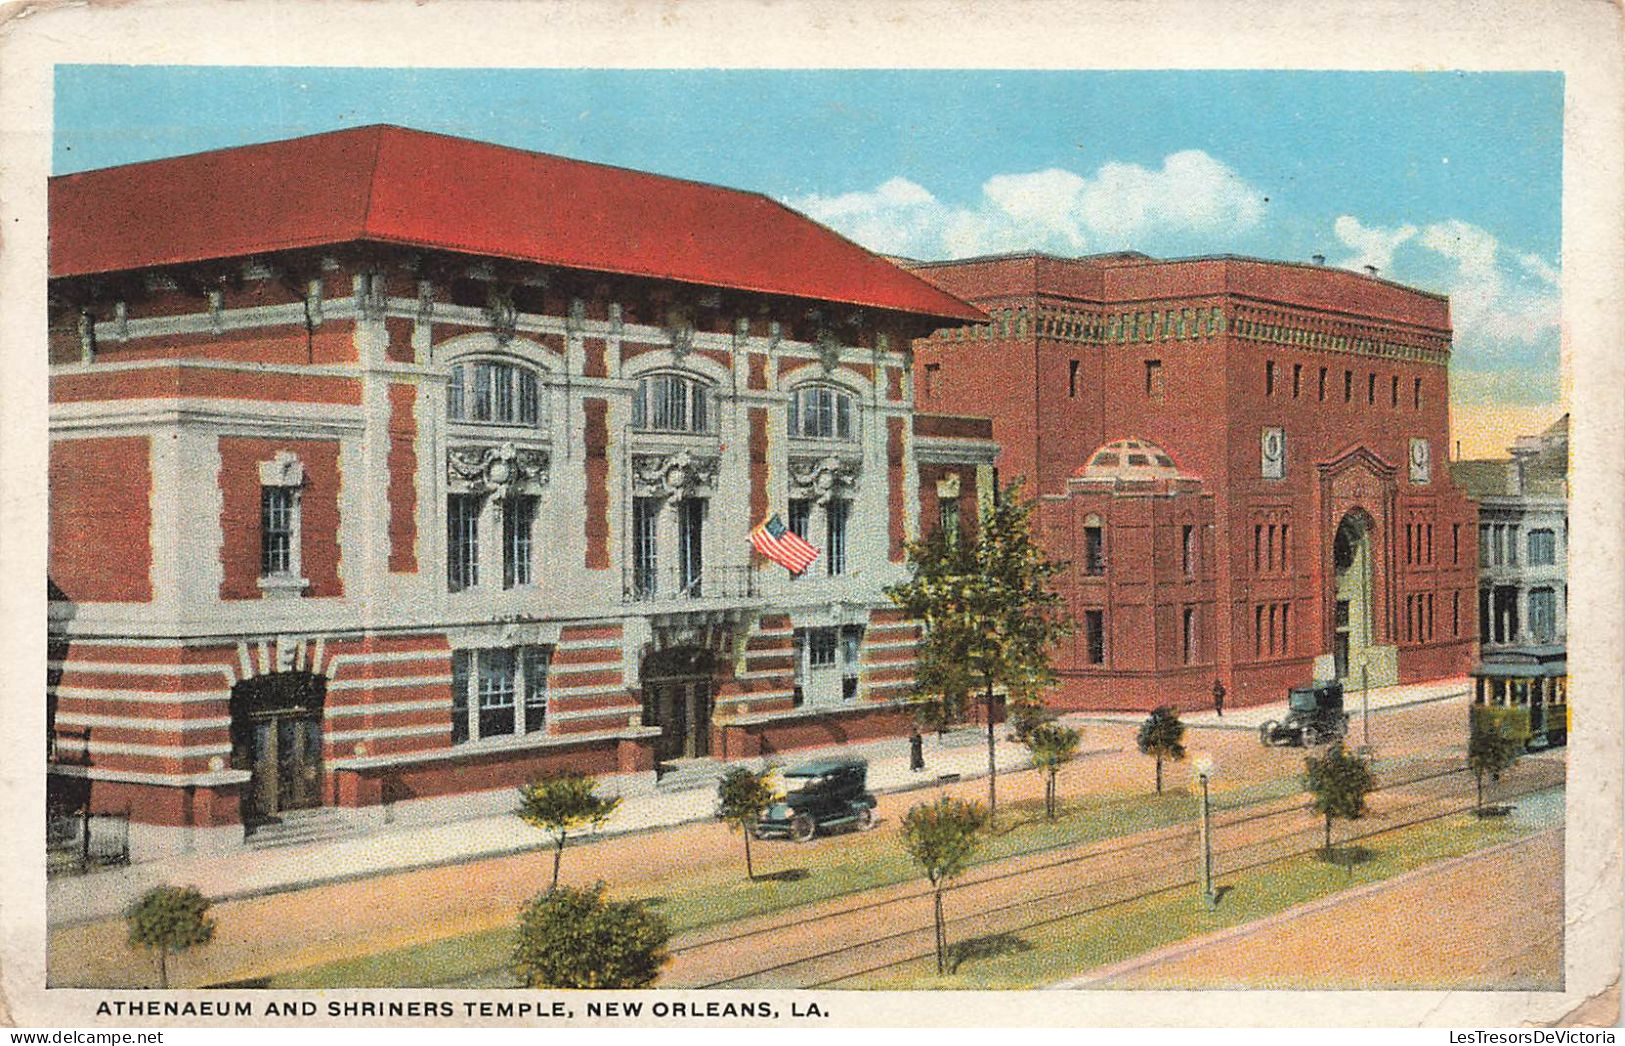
1470, 644, 1568, 749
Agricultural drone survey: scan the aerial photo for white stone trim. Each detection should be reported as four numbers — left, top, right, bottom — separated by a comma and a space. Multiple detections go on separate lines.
48, 764, 252, 788
326, 674, 453, 692
52, 661, 237, 679
55, 712, 232, 731
325, 723, 449, 745
324, 699, 448, 718
54, 686, 230, 706
62, 739, 233, 758
547, 706, 642, 722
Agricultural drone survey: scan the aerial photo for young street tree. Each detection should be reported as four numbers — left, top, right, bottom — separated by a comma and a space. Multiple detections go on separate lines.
512, 881, 671, 988
1024, 720, 1081, 820
1137, 706, 1187, 794
126, 884, 215, 989
517, 772, 622, 890
1304, 742, 1377, 852
716, 765, 780, 881
1468, 710, 1523, 813
900, 796, 990, 975
887, 482, 1072, 824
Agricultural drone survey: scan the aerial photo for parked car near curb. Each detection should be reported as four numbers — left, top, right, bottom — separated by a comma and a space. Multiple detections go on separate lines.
753, 758, 878, 842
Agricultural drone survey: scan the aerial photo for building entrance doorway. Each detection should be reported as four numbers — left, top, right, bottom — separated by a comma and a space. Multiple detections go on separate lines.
1332, 511, 1375, 682
641, 647, 715, 762
230, 672, 326, 824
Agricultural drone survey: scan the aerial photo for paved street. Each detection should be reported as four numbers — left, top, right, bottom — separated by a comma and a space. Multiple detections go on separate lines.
49, 687, 1496, 989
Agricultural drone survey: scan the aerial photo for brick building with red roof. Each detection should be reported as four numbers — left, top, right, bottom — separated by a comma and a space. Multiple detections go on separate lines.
46, 126, 995, 857
907, 251, 1479, 711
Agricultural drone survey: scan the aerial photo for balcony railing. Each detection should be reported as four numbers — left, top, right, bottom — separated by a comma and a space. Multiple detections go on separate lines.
622, 565, 760, 604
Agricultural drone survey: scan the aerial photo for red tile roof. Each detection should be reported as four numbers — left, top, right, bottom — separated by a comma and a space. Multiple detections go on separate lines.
49, 125, 983, 323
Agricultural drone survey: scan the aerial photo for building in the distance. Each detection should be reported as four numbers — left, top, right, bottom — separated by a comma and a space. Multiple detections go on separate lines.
905, 252, 1479, 711
1450, 414, 1568, 650
46, 126, 994, 857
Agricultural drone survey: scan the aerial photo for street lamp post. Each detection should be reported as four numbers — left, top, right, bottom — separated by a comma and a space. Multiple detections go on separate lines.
1361, 660, 1371, 750
1194, 753, 1216, 909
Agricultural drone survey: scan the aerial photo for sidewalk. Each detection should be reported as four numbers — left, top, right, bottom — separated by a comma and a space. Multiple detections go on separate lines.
1068, 676, 1471, 732
48, 725, 1054, 928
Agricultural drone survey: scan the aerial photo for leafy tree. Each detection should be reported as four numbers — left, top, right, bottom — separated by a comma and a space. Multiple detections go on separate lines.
512, 881, 670, 988
900, 797, 989, 975
1137, 706, 1186, 794
517, 773, 622, 890
887, 481, 1073, 824
716, 764, 780, 881
1304, 742, 1376, 852
1024, 720, 1080, 819
1468, 710, 1523, 813
126, 884, 214, 988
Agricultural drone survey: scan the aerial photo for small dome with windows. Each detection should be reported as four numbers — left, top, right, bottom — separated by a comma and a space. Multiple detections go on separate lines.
1075, 438, 1187, 482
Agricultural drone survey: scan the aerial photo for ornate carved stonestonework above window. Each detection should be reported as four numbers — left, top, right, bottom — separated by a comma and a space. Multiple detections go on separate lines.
789, 454, 860, 504
259, 450, 306, 488
447, 442, 550, 499
815, 329, 842, 373
667, 321, 695, 361
631, 449, 719, 500
484, 286, 518, 344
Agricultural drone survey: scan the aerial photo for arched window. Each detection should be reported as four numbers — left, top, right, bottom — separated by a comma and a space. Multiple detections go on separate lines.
632, 373, 715, 434
447, 359, 543, 427
788, 385, 855, 440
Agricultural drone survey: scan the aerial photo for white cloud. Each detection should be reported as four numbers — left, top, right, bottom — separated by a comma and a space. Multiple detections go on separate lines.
1332, 215, 1416, 273
790, 150, 1266, 259
1416, 219, 1561, 349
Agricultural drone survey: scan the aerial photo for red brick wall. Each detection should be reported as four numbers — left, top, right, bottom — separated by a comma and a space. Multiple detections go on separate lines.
52, 365, 361, 405
386, 382, 418, 573
749, 407, 769, 525
887, 417, 907, 561
218, 436, 343, 599
583, 397, 610, 569
49, 436, 153, 603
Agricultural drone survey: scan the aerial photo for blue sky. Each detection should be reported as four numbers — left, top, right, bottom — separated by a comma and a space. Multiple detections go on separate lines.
54, 66, 1564, 430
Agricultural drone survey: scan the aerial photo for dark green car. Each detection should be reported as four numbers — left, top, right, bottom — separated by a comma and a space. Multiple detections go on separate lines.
754, 758, 878, 842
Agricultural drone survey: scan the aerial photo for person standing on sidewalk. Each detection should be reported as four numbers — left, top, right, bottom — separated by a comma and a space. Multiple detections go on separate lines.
909, 727, 926, 772
1212, 678, 1226, 717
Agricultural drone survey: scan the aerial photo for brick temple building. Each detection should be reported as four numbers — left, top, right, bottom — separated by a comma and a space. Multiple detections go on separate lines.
45, 126, 996, 857
906, 252, 1479, 711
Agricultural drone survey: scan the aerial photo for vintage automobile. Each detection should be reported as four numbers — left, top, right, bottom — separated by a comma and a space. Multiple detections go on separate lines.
1259, 680, 1350, 747
753, 758, 879, 842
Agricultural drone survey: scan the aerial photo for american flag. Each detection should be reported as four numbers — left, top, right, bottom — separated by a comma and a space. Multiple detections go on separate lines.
750, 513, 820, 575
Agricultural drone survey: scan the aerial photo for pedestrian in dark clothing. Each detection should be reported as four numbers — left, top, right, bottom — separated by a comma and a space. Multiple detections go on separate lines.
1212, 679, 1226, 717
909, 727, 926, 772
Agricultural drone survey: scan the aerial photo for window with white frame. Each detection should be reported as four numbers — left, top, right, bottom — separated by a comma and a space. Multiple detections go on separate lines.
503, 496, 538, 589
825, 498, 849, 576
451, 645, 550, 744
788, 385, 855, 440
632, 373, 715, 434
447, 494, 482, 592
257, 451, 306, 595
448, 359, 543, 427
1528, 529, 1557, 567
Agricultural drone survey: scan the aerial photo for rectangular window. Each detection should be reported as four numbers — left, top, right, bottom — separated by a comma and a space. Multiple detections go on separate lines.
1068, 359, 1080, 398
841, 625, 863, 701
1267, 603, 1278, 656
493, 363, 515, 421
451, 650, 470, 745
1266, 524, 1277, 572
826, 498, 849, 576
808, 627, 838, 668
632, 496, 660, 598
471, 362, 495, 422
1528, 529, 1556, 566
1265, 360, 1276, 396
1084, 610, 1105, 665
518, 369, 540, 426
447, 494, 481, 592
788, 498, 812, 539
939, 496, 961, 545
1182, 607, 1196, 665
1413, 377, 1423, 410
1368, 373, 1377, 405
924, 362, 940, 397
1083, 525, 1105, 575
502, 496, 536, 589
1253, 523, 1263, 573
1254, 604, 1264, 658
1281, 523, 1290, 572
1292, 363, 1302, 398
1480, 524, 1493, 565
1145, 360, 1164, 399
1530, 588, 1556, 642
1453, 523, 1461, 564
477, 648, 517, 739
678, 497, 705, 596
1391, 374, 1400, 407
523, 647, 549, 733
447, 364, 466, 420
1182, 524, 1196, 577
1318, 366, 1328, 402
1344, 369, 1353, 403
1453, 591, 1461, 637
1507, 525, 1519, 566
261, 487, 294, 576
1281, 602, 1291, 654
1405, 523, 1414, 565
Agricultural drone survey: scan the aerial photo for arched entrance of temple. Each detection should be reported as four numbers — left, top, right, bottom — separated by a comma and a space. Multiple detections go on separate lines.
641, 646, 715, 763
229, 671, 326, 824
1332, 510, 1375, 682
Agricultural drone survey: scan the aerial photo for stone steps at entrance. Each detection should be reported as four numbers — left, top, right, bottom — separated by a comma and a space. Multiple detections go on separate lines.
654, 758, 725, 794
244, 807, 364, 851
